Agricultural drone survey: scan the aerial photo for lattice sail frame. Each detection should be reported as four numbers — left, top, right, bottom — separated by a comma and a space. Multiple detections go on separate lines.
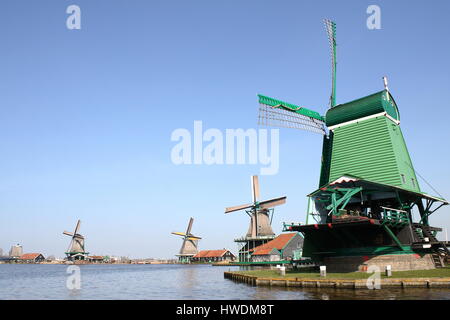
256, 21, 337, 134
324, 18, 337, 108
258, 96, 326, 135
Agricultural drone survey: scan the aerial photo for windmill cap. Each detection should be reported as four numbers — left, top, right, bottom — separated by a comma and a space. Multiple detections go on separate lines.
325, 90, 399, 127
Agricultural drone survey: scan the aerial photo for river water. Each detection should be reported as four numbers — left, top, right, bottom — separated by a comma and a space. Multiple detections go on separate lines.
0, 264, 449, 300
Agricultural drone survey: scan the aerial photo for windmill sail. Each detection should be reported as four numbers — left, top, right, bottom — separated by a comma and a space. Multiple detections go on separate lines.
258, 20, 336, 132
225, 203, 253, 214
224, 175, 285, 238
70, 236, 85, 253
259, 196, 287, 209
172, 217, 201, 261
258, 94, 326, 135
324, 18, 337, 108
63, 219, 87, 260
251, 175, 260, 203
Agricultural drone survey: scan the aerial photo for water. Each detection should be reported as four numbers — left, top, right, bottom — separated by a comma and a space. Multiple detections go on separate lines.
0, 264, 449, 300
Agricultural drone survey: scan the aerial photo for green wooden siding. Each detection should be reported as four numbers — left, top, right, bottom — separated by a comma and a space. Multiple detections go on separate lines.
328, 116, 420, 192
325, 90, 399, 127
319, 132, 333, 187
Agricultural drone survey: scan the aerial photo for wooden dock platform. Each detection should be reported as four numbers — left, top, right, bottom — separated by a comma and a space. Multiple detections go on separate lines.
224, 271, 450, 289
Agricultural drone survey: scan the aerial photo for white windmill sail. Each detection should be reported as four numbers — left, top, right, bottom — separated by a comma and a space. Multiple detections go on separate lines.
63, 220, 86, 257
225, 175, 286, 238
171, 217, 202, 257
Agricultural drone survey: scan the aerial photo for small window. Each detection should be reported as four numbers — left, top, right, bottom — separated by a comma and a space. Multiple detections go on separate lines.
400, 174, 406, 184
411, 178, 416, 188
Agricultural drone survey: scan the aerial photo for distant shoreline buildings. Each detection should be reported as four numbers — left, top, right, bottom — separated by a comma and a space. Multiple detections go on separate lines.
0, 243, 177, 265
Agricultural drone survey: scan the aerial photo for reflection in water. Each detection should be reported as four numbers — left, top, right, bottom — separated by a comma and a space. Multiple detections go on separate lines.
180, 265, 197, 290
0, 264, 449, 300
248, 286, 450, 300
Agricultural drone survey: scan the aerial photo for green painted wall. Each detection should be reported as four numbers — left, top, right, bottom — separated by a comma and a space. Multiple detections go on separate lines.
325, 90, 399, 127
327, 116, 420, 192
319, 132, 333, 187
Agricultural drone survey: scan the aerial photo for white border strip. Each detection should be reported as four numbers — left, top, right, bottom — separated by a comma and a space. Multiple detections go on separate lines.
385, 113, 400, 126
328, 112, 400, 131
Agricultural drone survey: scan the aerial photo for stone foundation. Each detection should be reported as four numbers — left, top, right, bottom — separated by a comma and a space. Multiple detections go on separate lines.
323, 253, 435, 272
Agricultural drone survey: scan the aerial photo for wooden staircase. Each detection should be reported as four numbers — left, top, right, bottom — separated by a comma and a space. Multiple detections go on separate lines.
431, 252, 444, 268
412, 223, 449, 268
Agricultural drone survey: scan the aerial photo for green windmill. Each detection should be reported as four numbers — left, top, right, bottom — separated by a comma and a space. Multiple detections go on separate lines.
258, 19, 449, 271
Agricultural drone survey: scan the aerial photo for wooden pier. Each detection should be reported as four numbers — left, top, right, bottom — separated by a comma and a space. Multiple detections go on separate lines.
224, 271, 450, 289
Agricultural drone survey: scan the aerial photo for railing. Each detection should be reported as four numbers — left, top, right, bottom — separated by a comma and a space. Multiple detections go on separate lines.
233, 235, 276, 242
282, 222, 302, 232
380, 206, 410, 227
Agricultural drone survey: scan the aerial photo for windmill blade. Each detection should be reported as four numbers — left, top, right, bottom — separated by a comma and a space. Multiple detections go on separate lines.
180, 238, 187, 254
67, 239, 74, 253
259, 196, 287, 209
73, 234, 84, 240
63, 231, 74, 237
324, 18, 337, 108
187, 236, 202, 241
185, 217, 194, 235
74, 220, 81, 235
225, 203, 253, 214
74, 238, 84, 252
258, 94, 326, 135
251, 215, 257, 238
171, 232, 186, 237
251, 175, 260, 203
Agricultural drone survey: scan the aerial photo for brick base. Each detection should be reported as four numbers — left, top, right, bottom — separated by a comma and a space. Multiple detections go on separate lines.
323, 254, 435, 272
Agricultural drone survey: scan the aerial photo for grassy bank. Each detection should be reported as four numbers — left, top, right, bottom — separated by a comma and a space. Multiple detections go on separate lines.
236, 266, 450, 280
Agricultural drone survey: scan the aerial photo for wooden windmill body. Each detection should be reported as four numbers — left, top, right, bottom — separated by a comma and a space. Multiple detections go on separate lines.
225, 175, 286, 262
172, 217, 202, 263
63, 220, 88, 261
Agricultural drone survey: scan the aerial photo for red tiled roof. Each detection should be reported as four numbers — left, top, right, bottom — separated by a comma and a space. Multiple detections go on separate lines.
19, 253, 43, 260
251, 233, 297, 255
193, 250, 231, 258
251, 248, 279, 256
88, 256, 104, 260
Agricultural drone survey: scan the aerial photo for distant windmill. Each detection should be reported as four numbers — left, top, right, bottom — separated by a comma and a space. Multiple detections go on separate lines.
63, 220, 88, 261
225, 175, 286, 261
225, 175, 286, 238
171, 217, 202, 263
9, 244, 23, 258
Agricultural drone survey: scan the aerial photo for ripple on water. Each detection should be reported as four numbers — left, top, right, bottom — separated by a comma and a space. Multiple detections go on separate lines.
1, 264, 449, 300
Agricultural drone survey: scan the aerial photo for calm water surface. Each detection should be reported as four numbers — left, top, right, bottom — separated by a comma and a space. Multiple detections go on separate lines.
0, 264, 449, 300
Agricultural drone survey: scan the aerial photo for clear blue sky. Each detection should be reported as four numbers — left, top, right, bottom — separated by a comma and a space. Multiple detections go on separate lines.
1, 0, 449, 258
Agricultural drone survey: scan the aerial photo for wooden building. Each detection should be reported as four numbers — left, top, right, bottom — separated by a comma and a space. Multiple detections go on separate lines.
250, 233, 303, 263
19, 253, 45, 263
87, 256, 105, 263
251, 248, 282, 262
192, 249, 236, 263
